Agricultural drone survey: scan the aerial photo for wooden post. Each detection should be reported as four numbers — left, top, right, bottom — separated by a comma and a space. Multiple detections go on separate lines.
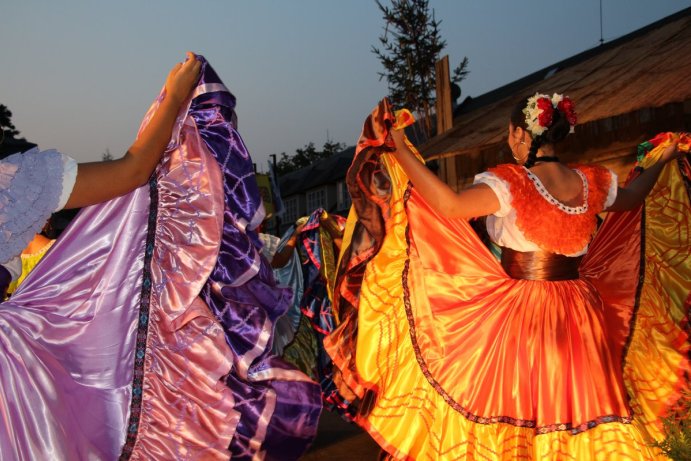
435, 55, 453, 135
435, 55, 456, 189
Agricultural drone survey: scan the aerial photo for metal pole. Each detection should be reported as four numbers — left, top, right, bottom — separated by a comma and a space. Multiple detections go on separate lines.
599, 0, 604, 45
270, 154, 281, 235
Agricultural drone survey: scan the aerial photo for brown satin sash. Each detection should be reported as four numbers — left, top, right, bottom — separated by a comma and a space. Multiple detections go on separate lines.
500, 246, 582, 281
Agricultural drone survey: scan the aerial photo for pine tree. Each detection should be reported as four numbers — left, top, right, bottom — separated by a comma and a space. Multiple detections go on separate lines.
0, 104, 37, 158
0, 104, 21, 140
372, 0, 469, 141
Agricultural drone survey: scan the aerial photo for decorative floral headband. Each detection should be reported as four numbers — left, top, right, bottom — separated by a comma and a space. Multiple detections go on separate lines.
522, 93, 577, 137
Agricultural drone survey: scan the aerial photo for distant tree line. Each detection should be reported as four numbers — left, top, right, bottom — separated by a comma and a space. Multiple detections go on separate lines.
273, 140, 346, 175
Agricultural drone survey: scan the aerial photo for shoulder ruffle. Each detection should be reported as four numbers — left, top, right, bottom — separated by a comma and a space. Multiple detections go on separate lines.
572, 164, 615, 213
0, 148, 67, 264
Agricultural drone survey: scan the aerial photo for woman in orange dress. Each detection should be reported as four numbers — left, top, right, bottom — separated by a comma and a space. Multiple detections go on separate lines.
325, 95, 689, 459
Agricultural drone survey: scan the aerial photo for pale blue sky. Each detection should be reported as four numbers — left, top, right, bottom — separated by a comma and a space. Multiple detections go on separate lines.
2, 1, 689, 169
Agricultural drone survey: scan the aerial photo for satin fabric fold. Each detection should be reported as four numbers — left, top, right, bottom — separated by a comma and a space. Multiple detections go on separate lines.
325, 100, 689, 460
132, 57, 322, 460
276, 209, 352, 414
325, 101, 412, 403
122, 88, 237, 460
0, 181, 150, 459
0, 56, 321, 461
272, 226, 305, 356
582, 151, 691, 444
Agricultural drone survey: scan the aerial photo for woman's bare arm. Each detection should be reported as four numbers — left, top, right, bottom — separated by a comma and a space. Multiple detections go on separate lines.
606, 142, 680, 212
390, 128, 500, 219
270, 223, 306, 269
64, 52, 201, 209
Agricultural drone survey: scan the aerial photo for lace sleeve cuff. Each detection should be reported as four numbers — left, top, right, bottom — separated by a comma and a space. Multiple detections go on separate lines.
56, 155, 78, 211
473, 171, 512, 217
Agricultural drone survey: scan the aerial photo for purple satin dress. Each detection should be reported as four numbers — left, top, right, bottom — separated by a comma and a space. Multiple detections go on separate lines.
0, 56, 321, 460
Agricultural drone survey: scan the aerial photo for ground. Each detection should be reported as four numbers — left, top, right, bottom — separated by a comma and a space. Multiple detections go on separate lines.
302, 410, 381, 460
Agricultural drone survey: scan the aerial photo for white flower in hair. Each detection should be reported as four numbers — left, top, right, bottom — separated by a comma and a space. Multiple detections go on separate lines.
522, 93, 553, 137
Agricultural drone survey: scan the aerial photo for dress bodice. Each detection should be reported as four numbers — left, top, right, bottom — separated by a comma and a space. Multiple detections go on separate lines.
474, 163, 617, 256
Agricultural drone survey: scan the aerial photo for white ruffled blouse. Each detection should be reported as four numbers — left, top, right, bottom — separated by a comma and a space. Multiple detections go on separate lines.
474, 167, 618, 257
1, 148, 77, 280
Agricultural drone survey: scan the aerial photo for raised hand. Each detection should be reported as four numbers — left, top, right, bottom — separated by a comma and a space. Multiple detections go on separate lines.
165, 52, 202, 104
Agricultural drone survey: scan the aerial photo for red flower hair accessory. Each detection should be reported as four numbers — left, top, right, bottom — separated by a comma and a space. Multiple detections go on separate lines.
523, 92, 578, 136
552, 94, 577, 133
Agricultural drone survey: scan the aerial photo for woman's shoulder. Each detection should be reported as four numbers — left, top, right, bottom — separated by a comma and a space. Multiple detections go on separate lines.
569, 162, 611, 177
473, 165, 523, 217
569, 163, 616, 210
487, 163, 524, 176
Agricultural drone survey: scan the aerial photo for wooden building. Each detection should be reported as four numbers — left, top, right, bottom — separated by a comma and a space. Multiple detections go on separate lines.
423, 7, 691, 189
276, 146, 356, 234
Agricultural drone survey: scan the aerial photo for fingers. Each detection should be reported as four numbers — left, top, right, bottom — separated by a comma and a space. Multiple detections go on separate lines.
169, 52, 199, 79
167, 62, 183, 79
162, 53, 201, 105
181, 52, 197, 70
182, 52, 201, 73
390, 127, 405, 147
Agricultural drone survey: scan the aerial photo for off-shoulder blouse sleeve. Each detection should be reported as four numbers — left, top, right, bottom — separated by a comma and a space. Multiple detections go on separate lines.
604, 169, 618, 210
473, 171, 512, 217
0, 148, 77, 267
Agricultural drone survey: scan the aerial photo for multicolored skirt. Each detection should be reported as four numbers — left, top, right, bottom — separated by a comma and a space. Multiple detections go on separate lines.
325, 100, 689, 460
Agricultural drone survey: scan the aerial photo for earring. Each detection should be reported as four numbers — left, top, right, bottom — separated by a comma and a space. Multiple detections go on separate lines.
511, 146, 521, 162
511, 140, 527, 162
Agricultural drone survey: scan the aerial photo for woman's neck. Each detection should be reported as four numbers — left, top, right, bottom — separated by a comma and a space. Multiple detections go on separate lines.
536, 145, 555, 158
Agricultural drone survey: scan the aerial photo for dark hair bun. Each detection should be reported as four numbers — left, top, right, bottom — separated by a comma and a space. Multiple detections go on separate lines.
543, 109, 571, 144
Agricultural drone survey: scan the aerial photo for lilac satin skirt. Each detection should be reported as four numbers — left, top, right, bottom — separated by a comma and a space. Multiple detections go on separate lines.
0, 56, 321, 460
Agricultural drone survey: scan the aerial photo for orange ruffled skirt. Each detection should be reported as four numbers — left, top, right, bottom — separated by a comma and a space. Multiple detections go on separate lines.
325, 102, 689, 460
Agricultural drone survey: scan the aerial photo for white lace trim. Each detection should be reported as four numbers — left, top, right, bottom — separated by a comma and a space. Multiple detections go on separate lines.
524, 167, 589, 214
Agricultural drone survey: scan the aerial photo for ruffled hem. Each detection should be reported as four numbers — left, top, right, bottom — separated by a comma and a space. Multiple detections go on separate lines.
123, 112, 237, 459
327, 101, 688, 460
124, 57, 321, 460
331, 181, 679, 460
